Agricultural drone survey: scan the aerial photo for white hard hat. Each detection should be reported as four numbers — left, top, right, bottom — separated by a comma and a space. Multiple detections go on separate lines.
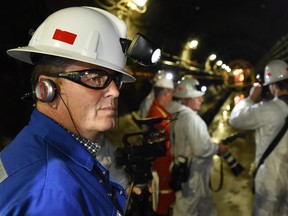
154, 77, 174, 89
6, 6, 135, 83
264, 60, 288, 85
173, 75, 204, 98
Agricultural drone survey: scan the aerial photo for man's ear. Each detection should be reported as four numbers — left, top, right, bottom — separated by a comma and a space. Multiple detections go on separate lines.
34, 77, 58, 103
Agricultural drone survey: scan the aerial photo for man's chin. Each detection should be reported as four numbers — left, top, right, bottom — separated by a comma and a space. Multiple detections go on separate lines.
100, 119, 116, 131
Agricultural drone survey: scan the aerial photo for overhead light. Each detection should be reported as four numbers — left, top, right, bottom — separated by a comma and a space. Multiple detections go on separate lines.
205, 53, 217, 71
216, 60, 223, 66
132, 0, 147, 7
127, 2, 137, 10
188, 40, 198, 49
126, 0, 148, 13
120, 33, 161, 66
209, 54, 217, 61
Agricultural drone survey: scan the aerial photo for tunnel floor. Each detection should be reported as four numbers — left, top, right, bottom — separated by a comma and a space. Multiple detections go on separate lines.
208, 92, 254, 216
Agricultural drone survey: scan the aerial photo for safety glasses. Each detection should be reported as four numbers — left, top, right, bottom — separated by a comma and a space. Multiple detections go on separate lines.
49, 68, 123, 90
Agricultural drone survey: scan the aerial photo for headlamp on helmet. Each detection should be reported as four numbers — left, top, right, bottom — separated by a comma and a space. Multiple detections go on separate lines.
120, 33, 161, 67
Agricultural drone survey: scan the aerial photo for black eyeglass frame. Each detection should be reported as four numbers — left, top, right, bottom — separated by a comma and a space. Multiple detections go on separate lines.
46, 68, 124, 90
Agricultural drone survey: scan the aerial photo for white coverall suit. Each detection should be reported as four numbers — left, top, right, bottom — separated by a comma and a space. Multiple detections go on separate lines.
229, 97, 288, 216
167, 101, 218, 216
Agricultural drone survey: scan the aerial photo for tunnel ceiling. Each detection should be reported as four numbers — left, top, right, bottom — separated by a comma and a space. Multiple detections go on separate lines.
2, 0, 288, 68
137, 0, 288, 67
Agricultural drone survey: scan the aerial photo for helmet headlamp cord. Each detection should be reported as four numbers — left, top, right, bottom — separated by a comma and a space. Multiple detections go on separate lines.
58, 93, 81, 136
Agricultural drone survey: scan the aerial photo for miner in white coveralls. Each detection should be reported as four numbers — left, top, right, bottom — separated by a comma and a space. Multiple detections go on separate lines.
167, 75, 228, 216
229, 59, 288, 216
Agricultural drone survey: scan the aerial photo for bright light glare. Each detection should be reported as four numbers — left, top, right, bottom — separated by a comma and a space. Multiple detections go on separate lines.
233, 68, 243, 75
188, 40, 198, 49
213, 154, 221, 161
127, 2, 137, 10
222, 110, 228, 120
133, 0, 147, 7
239, 74, 244, 81
201, 85, 207, 92
219, 122, 224, 128
151, 48, 161, 63
165, 72, 173, 80
226, 67, 231, 72
209, 54, 217, 61
216, 60, 223, 66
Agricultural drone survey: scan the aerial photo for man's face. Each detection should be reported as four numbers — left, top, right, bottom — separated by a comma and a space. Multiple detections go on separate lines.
165, 89, 174, 102
182, 96, 204, 111
58, 62, 120, 137
268, 83, 277, 96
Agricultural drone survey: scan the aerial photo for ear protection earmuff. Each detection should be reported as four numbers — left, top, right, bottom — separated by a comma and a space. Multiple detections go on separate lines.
35, 79, 58, 102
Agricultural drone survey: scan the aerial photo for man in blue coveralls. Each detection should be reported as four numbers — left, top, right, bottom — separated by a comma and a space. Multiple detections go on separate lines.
0, 6, 136, 215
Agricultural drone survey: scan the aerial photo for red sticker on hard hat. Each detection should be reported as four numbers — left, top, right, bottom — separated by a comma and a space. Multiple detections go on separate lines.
178, 86, 184, 91
52, 29, 77, 45
267, 72, 272, 77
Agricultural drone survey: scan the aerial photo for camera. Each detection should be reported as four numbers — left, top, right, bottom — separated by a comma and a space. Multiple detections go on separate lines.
115, 116, 168, 184
221, 151, 244, 176
221, 134, 245, 176
116, 116, 171, 216
169, 156, 190, 192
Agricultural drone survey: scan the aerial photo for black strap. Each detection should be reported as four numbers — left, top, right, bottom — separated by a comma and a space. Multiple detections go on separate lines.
253, 115, 288, 178
209, 158, 224, 192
